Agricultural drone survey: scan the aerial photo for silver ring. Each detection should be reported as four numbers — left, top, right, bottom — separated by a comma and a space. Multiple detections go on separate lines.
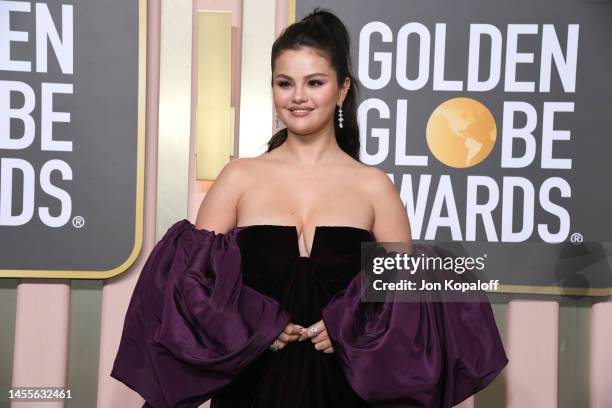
309, 326, 319, 336
268, 340, 279, 352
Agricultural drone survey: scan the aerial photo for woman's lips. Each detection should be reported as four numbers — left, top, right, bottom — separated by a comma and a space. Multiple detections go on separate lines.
289, 108, 313, 117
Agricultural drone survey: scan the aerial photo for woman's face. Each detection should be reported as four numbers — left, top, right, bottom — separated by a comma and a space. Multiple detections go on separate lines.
272, 47, 349, 136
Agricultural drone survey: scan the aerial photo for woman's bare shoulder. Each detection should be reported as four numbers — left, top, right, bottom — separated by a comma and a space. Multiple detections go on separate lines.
353, 163, 412, 243
194, 157, 258, 232
212, 157, 263, 191
359, 164, 393, 193
345, 160, 390, 186
221, 156, 258, 177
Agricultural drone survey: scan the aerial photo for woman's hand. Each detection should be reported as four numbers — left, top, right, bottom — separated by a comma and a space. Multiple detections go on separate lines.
298, 319, 334, 354
271, 323, 303, 350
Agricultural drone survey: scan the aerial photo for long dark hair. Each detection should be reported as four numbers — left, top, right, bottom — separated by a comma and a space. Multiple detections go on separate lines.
267, 8, 360, 161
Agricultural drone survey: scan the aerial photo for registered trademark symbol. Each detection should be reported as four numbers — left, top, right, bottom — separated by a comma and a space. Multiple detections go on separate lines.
72, 216, 85, 229
570, 232, 583, 244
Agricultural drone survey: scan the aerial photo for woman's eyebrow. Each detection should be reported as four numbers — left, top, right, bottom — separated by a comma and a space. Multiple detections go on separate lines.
274, 73, 330, 80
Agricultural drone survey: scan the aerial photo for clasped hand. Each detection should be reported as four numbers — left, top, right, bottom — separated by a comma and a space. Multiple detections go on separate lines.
272, 320, 334, 353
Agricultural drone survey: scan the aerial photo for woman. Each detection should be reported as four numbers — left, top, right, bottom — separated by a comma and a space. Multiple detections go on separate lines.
111, 9, 508, 408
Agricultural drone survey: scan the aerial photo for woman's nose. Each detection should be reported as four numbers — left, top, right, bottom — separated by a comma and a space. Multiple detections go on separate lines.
292, 85, 307, 103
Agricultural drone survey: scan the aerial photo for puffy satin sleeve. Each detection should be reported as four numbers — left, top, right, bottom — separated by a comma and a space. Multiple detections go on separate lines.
321, 244, 508, 408
110, 220, 291, 408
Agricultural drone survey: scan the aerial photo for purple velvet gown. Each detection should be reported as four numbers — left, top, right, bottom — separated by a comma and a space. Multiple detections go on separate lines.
111, 220, 508, 408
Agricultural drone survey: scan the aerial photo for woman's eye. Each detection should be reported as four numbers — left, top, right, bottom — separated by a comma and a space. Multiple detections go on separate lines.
276, 80, 323, 88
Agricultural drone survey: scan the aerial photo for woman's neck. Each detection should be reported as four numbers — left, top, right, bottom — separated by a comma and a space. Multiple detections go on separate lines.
282, 125, 342, 165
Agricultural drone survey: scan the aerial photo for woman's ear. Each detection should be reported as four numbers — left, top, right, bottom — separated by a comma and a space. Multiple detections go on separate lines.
338, 76, 351, 106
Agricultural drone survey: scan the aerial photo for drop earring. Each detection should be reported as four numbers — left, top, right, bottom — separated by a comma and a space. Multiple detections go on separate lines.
337, 105, 344, 128
274, 114, 282, 128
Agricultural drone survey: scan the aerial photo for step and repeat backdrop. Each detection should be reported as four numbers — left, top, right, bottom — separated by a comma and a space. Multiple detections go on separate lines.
0, 0, 145, 278
296, 0, 612, 295
2, 0, 611, 293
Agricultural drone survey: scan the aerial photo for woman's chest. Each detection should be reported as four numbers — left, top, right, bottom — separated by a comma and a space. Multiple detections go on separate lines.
236, 183, 373, 230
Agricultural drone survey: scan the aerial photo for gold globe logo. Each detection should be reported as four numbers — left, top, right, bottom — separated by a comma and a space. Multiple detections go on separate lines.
426, 97, 497, 168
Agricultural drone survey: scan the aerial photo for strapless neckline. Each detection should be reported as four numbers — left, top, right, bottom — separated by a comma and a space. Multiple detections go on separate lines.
234, 224, 374, 259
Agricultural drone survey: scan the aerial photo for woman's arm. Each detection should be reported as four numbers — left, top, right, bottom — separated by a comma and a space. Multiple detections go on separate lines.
318, 167, 508, 407
366, 167, 412, 246
194, 158, 251, 233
